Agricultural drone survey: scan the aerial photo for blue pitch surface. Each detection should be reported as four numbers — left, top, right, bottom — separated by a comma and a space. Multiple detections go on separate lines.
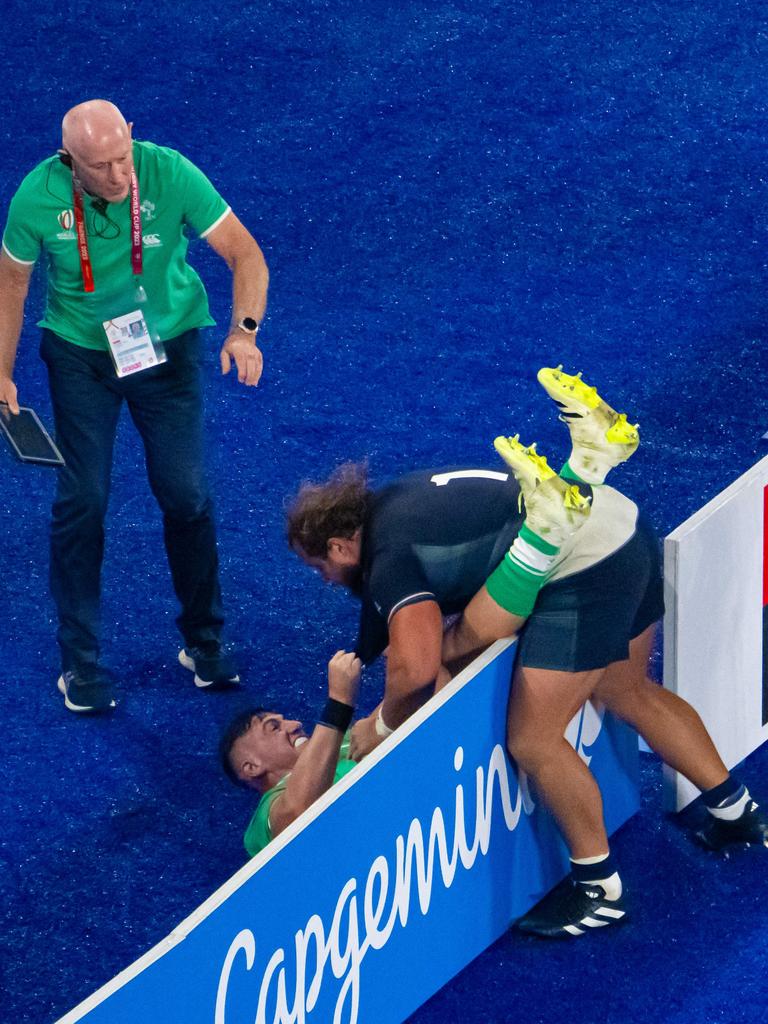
2, 2, 768, 1022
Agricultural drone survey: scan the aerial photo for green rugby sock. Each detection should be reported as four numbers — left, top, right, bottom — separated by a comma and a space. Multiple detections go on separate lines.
560, 459, 595, 486
486, 523, 560, 617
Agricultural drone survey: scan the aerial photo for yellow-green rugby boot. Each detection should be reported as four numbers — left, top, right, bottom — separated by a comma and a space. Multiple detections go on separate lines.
494, 434, 592, 547
537, 366, 639, 484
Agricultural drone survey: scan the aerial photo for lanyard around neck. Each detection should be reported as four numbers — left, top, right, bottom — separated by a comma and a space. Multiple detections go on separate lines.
72, 170, 142, 293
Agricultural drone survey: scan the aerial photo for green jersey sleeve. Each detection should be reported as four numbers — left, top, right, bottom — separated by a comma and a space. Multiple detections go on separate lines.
172, 150, 231, 238
243, 783, 285, 858
2, 174, 43, 264
243, 758, 358, 857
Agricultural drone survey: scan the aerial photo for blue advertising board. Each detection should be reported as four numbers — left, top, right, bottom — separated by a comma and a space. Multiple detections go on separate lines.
56, 639, 639, 1024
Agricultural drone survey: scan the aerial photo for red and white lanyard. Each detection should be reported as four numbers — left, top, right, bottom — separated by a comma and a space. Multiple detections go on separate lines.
72, 171, 142, 293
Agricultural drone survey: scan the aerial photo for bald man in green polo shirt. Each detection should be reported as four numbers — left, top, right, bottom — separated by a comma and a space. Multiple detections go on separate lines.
0, 99, 269, 712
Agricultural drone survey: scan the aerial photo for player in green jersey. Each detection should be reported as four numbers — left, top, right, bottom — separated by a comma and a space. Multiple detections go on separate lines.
221, 650, 362, 856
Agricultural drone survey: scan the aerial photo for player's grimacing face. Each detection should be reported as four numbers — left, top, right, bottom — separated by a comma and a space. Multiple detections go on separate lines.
234, 713, 308, 783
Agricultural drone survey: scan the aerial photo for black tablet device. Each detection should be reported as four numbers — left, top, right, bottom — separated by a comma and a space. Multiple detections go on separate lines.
0, 403, 65, 467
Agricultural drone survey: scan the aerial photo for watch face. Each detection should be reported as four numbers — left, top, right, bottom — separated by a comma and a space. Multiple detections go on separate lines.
240, 317, 258, 332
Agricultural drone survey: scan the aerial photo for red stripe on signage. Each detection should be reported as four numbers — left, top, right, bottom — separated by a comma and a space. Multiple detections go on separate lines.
764, 485, 768, 607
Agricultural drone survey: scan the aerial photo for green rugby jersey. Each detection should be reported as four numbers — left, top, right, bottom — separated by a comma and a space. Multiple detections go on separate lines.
244, 734, 357, 857
1, 141, 230, 349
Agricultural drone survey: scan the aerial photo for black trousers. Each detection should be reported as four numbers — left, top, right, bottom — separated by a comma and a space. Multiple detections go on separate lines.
40, 328, 224, 673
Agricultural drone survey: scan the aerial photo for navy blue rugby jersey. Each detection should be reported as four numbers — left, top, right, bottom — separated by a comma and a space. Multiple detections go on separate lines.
352, 468, 641, 665
354, 467, 524, 664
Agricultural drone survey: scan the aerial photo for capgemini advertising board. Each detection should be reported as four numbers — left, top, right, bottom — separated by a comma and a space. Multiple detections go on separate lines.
56, 639, 640, 1024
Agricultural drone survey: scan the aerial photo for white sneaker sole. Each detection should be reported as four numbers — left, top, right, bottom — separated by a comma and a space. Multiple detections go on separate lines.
177, 649, 240, 689
57, 675, 116, 712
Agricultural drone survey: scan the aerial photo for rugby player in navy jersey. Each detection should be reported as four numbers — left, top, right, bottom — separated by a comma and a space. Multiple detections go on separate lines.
282, 366, 768, 938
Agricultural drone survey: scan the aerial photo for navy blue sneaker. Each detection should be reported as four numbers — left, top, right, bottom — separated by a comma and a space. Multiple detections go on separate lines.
178, 645, 240, 689
57, 668, 116, 713
695, 799, 768, 851
516, 877, 628, 938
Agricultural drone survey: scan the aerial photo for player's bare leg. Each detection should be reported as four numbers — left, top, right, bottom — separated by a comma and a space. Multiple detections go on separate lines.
509, 660, 635, 937
594, 626, 768, 850
507, 662, 610, 858
593, 625, 728, 790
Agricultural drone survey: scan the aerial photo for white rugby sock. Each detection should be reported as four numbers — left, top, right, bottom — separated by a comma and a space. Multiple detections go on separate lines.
571, 854, 623, 901
708, 787, 751, 821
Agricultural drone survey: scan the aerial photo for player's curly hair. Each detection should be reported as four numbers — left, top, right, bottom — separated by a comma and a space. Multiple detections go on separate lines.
286, 462, 372, 557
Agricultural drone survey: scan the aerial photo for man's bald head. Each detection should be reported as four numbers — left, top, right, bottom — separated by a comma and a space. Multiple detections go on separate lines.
60, 100, 134, 203
61, 100, 130, 157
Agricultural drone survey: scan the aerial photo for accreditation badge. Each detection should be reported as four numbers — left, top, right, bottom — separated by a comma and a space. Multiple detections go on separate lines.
102, 308, 167, 378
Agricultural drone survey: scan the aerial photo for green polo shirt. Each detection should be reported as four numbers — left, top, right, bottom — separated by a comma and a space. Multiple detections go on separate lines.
1, 141, 230, 349
244, 735, 357, 857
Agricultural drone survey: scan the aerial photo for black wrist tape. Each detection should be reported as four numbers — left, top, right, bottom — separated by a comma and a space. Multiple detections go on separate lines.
318, 698, 354, 732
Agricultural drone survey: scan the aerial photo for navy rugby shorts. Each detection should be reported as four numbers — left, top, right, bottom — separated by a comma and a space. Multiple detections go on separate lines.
516, 515, 664, 672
